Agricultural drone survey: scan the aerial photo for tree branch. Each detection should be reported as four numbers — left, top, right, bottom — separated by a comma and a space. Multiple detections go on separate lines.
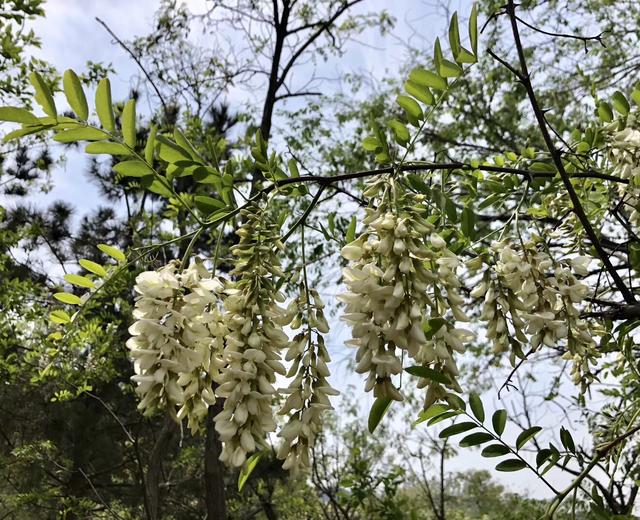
503, 0, 636, 304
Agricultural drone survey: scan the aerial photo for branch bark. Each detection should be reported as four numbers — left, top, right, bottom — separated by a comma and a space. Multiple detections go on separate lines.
204, 399, 227, 520
501, 0, 636, 304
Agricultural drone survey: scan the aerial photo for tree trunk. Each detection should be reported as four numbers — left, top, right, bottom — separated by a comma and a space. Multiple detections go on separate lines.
204, 401, 227, 520
146, 415, 178, 520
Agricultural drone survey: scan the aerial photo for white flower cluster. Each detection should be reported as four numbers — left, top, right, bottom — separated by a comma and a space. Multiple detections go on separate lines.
339, 177, 470, 406
127, 260, 225, 432
608, 126, 640, 229
277, 288, 338, 472
213, 207, 292, 468
473, 239, 598, 381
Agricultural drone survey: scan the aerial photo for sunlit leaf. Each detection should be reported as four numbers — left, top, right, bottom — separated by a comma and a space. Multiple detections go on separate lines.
611, 90, 630, 116
145, 125, 157, 164
409, 67, 447, 90
54, 127, 110, 143
79, 259, 107, 277
469, 3, 478, 54
63, 69, 88, 120
85, 142, 131, 155
448, 11, 461, 58
238, 452, 262, 491
404, 80, 434, 105
98, 244, 126, 263
50, 309, 71, 324
122, 99, 136, 147
0, 107, 39, 124
396, 95, 423, 124
414, 403, 450, 425
30, 71, 57, 118
157, 135, 192, 163
113, 160, 154, 177
389, 119, 410, 145
54, 292, 82, 305
95, 78, 115, 132
64, 274, 95, 289
345, 216, 357, 243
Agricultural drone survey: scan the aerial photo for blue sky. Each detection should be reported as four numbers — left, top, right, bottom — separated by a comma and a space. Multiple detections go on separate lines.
7, 0, 591, 501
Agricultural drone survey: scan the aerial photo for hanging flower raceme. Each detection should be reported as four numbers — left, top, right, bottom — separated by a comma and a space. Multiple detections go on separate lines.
473, 238, 599, 388
126, 259, 226, 432
175, 261, 227, 434
607, 124, 640, 230
339, 176, 469, 406
214, 204, 292, 468
277, 288, 338, 472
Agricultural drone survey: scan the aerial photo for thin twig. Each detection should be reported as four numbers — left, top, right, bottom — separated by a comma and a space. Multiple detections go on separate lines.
95, 17, 168, 114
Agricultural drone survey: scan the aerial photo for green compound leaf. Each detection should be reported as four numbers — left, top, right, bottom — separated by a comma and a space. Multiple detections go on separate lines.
409, 67, 447, 90
30, 71, 57, 118
64, 274, 95, 289
459, 432, 494, 447
481, 444, 510, 458
145, 125, 157, 164
345, 215, 357, 243
414, 403, 450, 425
85, 142, 131, 156
0, 106, 40, 124
95, 78, 115, 132
404, 80, 434, 105
469, 392, 485, 422
495, 459, 527, 472
492, 409, 507, 436
516, 426, 543, 451
368, 396, 393, 434
389, 119, 410, 145
63, 69, 88, 120
396, 95, 423, 125
469, 3, 478, 54
97, 243, 126, 263
439, 421, 477, 438
54, 127, 110, 143
238, 452, 263, 492
122, 99, 137, 148
50, 309, 72, 324
611, 90, 630, 116
448, 11, 461, 58
79, 259, 107, 277
113, 160, 154, 177
54, 292, 82, 305
405, 365, 451, 384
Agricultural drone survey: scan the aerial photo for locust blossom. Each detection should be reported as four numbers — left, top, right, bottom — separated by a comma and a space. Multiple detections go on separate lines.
607, 125, 640, 229
214, 205, 292, 468
474, 239, 598, 382
277, 288, 339, 471
127, 260, 226, 431
175, 261, 227, 433
339, 176, 470, 407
